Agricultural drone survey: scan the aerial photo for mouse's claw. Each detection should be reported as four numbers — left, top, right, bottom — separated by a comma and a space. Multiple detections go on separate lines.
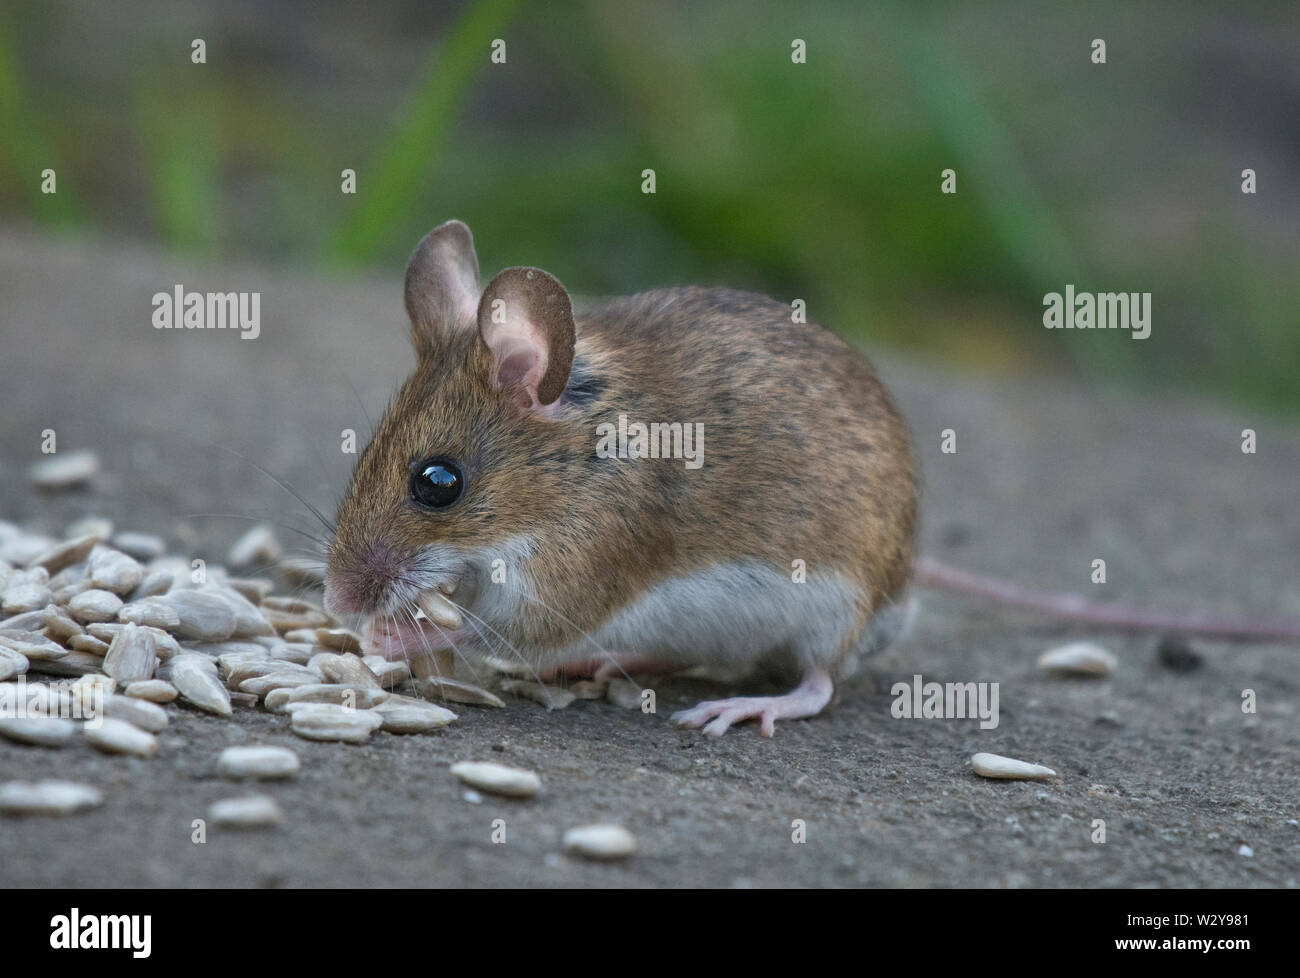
671, 669, 833, 737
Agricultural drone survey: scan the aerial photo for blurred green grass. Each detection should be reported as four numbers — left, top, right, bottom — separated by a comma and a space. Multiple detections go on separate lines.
1, 0, 1295, 415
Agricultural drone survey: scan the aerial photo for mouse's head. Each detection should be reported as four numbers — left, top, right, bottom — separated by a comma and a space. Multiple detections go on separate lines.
323, 220, 580, 651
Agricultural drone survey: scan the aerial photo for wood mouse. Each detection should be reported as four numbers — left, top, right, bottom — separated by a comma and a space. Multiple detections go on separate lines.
324, 220, 1300, 736
323, 219, 917, 736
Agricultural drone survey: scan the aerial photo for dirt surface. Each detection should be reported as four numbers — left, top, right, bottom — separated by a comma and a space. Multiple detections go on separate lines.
1, 228, 1297, 888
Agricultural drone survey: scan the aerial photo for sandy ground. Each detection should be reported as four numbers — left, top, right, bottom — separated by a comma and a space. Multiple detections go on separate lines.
1, 228, 1297, 887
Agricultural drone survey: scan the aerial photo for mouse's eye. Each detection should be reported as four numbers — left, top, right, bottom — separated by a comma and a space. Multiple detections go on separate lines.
409, 458, 464, 510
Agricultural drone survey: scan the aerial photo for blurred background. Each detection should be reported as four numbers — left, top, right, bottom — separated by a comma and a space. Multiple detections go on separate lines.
1, 0, 1297, 414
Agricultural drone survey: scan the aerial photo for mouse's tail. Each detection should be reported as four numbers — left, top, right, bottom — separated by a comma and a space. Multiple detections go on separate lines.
913, 556, 1300, 642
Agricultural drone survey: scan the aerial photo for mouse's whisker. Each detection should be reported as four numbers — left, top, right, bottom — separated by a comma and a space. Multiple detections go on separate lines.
448, 598, 550, 694
494, 581, 634, 685
177, 513, 331, 550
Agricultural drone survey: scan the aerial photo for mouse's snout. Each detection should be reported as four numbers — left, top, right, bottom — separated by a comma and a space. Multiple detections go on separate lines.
323, 537, 412, 618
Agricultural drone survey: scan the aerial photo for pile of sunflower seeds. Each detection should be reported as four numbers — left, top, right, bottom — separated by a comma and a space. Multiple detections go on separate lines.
0, 518, 643, 859
0, 518, 498, 766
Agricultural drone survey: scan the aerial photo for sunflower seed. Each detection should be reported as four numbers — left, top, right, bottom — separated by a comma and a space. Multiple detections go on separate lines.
416, 590, 462, 630
0, 629, 70, 660
1036, 642, 1117, 677
314, 627, 362, 654
87, 547, 144, 596
211, 588, 275, 638
374, 701, 457, 733
48, 561, 87, 589
0, 646, 28, 681
85, 717, 157, 757
262, 606, 331, 634
28, 451, 100, 490
124, 679, 177, 703
2, 581, 52, 615
408, 648, 456, 680
0, 609, 48, 631
227, 525, 282, 569
971, 752, 1057, 781
86, 622, 126, 642
224, 577, 274, 603
216, 745, 299, 780
0, 716, 77, 747
362, 655, 411, 689
70, 674, 116, 708
118, 597, 181, 629
0, 532, 58, 566
287, 683, 389, 709
28, 533, 101, 574
209, 795, 283, 827
500, 679, 576, 710
288, 703, 383, 742
224, 658, 310, 687
311, 652, 382, 689
103, 623, 159, 683
413, 677, 505, 708
169, 653, 232, 716
42, 603, 83, 641
101, 693, 168, 732
27, 650, 105, 677
449, 761, 540, 798
278, 556, 325, 586
267, 643, 313, 665
67, 589, 124, 624
159, 589, 237, 641
239, 672, 322, 697
563, 824, 637, 860
606, 679, 643, 710
0, 780, 102, 815
263, 688, 293, 713
129, 568, 174, 600
65, 516, 114, 541
111, 531, 166, 562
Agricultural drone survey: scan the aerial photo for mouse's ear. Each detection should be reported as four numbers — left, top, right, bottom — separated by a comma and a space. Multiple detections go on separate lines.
404, 220, 480, 350
477, 266, 576, 410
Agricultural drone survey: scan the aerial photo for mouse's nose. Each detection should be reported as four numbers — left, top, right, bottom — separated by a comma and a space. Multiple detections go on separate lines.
323, 539, 408, 617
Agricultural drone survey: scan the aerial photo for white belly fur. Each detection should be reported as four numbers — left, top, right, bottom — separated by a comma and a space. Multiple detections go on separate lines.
549, 560, 865, 673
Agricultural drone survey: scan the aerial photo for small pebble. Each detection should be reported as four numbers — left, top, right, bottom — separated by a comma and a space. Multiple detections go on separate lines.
1157, 635, 1203, 674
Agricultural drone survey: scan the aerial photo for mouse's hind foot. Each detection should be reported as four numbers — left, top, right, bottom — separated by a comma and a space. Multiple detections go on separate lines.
671, 669, 833, 738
